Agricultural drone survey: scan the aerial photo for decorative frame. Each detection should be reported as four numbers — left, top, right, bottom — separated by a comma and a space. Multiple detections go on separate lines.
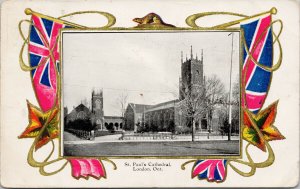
60, 29, 243, 159
18, 7, 284, 182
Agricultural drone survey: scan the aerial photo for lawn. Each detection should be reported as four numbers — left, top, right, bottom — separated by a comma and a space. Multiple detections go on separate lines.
64, 140, 240, 157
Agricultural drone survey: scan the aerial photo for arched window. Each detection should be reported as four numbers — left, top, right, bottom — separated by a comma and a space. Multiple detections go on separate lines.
95, 99, 101, 109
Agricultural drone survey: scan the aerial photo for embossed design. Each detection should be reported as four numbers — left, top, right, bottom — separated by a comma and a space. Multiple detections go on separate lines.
243, 101, 285, 151
18, 100, 59, 150
18, 7, 283, 182
133, 13, 175, 28
69, 158, 106, 179
192, 160, 227, 182
18, 8, 116, 179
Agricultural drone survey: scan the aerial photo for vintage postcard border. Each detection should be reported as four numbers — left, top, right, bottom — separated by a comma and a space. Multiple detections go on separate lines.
17, 7, 284, 182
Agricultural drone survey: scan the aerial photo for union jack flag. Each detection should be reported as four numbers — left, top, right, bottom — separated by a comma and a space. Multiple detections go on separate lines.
192, 160, 227, 182
29, 14, 70, 112
241, 14, 273, 114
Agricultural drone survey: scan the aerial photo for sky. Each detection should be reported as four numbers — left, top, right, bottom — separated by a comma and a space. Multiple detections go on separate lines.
62, 31, 240, 116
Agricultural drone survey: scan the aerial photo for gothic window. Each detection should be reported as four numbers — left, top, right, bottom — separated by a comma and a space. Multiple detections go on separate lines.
77, 111, 86, 119
95, 99, 101, 109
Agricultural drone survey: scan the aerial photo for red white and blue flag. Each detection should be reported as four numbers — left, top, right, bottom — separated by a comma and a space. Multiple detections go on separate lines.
192, 160, 227, 182
29, 14, 69, 112
192, 159, 227, 182
241, 14, 273, 114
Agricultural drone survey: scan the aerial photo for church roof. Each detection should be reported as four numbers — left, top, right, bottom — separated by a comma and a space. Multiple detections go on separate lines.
128, 103, 152, 113
145, 99, 179, 112
128, 99, 180, 114
74, 103, 90, 112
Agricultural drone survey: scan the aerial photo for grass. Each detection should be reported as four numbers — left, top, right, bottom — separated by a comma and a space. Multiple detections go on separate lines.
64, 140, 240, 157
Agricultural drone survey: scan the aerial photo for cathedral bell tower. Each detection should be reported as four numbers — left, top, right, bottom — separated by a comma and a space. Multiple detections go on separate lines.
91, 89, 104, 130
179, 46, 204, 100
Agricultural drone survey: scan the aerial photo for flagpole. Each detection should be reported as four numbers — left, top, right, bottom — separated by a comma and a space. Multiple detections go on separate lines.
186, 7, 277, 29
25, 8, 86, 28
228, 32, 234, 141
209, 8, 277, 29
24, 8, 116, 29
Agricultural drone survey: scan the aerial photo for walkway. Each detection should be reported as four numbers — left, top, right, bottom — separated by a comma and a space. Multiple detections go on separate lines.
63, 131, 239, 145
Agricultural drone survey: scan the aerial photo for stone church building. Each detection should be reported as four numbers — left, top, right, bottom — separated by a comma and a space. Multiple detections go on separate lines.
124, 46, 217, 133
65, 46, 237, 133
64, 90, 123, 131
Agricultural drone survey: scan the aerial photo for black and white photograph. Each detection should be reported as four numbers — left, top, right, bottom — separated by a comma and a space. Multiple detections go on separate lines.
62, 31, 241, 157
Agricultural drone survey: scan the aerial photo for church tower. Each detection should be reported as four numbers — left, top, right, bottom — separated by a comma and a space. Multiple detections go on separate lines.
191, 48, 204, 86
179, 46, 204, 100
91, 89, 104, 130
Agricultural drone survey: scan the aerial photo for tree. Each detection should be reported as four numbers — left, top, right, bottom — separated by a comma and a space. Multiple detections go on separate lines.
178, 74, 226, 141
205, 75, 226, 131
117, 92, 128, 117
67, 117, 96, 132
215, 106, 227, 135
178, 83, 204, 141
117, 91, 128, 129
222, 75, 239, 138
231, 77, 240, 134
232, 77, 239, 104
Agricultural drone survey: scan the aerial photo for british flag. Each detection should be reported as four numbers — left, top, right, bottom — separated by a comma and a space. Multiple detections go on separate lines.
241, 14, 273, 114
192, 159, 227, 182
29, 14, 69, 112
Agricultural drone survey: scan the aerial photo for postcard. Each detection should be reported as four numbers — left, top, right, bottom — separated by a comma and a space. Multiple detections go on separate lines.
0, 0, 299, 187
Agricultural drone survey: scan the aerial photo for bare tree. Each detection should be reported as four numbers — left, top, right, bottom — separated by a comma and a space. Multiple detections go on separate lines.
205, 75, 226, 132
178, 74, 225, 141
231, 77, 240, 133
232, 77, 239, 105
223, 76, 239, 106
179, 82, 206, 141
221, 76, 239, 137
117, 91, 128, 118
206, 75, 226, 103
